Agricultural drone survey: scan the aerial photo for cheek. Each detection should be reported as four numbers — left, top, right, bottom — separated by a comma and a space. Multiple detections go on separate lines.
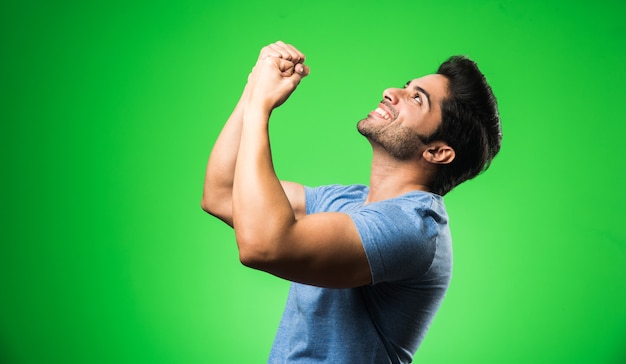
401, 110, 429, 129
420, 111, 443, 135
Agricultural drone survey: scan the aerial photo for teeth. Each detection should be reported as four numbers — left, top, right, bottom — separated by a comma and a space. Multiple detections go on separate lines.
375, 107, 391, 120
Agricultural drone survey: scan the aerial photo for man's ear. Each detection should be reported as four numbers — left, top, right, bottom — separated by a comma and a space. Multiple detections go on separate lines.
422, 143, 455, 165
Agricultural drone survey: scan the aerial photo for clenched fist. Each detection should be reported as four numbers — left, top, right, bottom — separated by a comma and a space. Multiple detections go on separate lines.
246, 41, 310, 112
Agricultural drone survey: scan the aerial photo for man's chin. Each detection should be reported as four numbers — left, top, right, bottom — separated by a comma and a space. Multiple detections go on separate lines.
356, 120, 372, 138
357, 117, 381, 135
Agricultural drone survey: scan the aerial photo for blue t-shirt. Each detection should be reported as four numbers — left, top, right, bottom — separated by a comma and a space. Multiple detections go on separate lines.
268, 184, 452, 363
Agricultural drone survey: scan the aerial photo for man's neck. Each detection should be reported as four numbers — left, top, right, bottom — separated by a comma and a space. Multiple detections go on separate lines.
364, 152, 433, 204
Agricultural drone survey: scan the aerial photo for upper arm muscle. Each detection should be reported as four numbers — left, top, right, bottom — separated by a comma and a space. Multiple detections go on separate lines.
203, 180, 305, 228
249, 211, 372, 289
234, 180, 371, 288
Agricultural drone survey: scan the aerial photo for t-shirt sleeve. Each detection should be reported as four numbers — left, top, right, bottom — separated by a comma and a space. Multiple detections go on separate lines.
348, 202, 439, 284
304, 184, 366, 215
304, 185, 336, 214
305, 185, 442, 284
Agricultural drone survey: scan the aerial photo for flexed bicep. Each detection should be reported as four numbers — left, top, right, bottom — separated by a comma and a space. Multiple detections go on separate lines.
239, 211, 372, 289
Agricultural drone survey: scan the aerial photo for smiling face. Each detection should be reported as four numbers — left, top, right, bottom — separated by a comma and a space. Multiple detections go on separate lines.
357, 74, 449, 160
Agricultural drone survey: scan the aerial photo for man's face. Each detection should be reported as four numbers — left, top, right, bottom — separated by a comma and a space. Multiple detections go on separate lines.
357, 74, 449, 160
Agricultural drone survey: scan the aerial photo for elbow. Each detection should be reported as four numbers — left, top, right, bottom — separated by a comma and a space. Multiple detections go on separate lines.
201, 187, 225, 214
200, 196, 217, 215
200, 196, 213, 214
200, 190, 233, 224
238, 247, 269, 271
201, 183, 226, 214
235, 219, 295, 271
236, 232, 279, 271
238, 250, 264, 270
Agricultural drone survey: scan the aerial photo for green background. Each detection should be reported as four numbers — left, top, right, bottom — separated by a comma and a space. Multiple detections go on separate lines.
2, 0, 625, 363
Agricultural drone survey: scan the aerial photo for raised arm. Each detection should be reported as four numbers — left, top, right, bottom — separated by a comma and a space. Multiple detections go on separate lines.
232, 42, 371, 288
200, 85, 247, 226
201, 42, 307, 226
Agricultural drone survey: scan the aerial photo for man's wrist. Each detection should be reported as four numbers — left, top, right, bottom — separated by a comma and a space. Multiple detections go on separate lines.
243, 102, 272, 125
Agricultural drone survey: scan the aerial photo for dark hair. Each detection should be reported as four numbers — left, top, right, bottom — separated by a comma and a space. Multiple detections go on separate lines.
422, 56, 502, 196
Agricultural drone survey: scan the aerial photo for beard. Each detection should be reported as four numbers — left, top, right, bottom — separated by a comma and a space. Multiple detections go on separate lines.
357, 117, 428, 160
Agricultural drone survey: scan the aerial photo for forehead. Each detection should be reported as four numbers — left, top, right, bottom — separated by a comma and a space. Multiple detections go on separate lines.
409, 74, 449, 102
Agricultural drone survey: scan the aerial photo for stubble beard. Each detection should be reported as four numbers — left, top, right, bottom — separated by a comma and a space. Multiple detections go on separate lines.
357, 117, 426, 161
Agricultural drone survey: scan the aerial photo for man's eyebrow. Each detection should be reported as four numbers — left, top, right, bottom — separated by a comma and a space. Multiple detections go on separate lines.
405, 81, 431, 109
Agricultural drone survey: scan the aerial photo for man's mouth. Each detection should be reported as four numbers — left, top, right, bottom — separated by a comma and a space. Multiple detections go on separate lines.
374, 107, 392, 120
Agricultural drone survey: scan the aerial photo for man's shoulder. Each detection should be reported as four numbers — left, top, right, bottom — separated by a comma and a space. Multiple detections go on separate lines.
307, 183, 368, 194
304, 184, 369, 214
367, 190, 446, 218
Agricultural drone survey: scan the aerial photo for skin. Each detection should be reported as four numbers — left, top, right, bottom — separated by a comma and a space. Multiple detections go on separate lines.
201, 41, 454, 288
358, 75, 450, 160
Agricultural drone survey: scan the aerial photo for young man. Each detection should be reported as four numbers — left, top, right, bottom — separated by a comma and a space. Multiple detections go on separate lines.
202, 41, 501, 363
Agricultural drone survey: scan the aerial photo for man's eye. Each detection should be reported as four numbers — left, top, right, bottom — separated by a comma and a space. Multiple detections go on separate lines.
414, 94, 422, 104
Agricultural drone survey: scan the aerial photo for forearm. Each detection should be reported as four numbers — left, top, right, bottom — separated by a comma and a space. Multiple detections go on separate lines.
232, 106, 296, 262
201, 87, 248, 225
211, 41, 308, 247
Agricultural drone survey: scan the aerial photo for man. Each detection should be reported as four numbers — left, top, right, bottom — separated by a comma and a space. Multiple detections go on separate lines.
201, 41, 501, 363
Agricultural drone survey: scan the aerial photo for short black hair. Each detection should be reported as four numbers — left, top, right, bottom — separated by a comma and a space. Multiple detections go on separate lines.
423, 56, 502, 196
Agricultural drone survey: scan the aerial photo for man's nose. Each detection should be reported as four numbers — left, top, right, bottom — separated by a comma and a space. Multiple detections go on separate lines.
383, 88, 401, 104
